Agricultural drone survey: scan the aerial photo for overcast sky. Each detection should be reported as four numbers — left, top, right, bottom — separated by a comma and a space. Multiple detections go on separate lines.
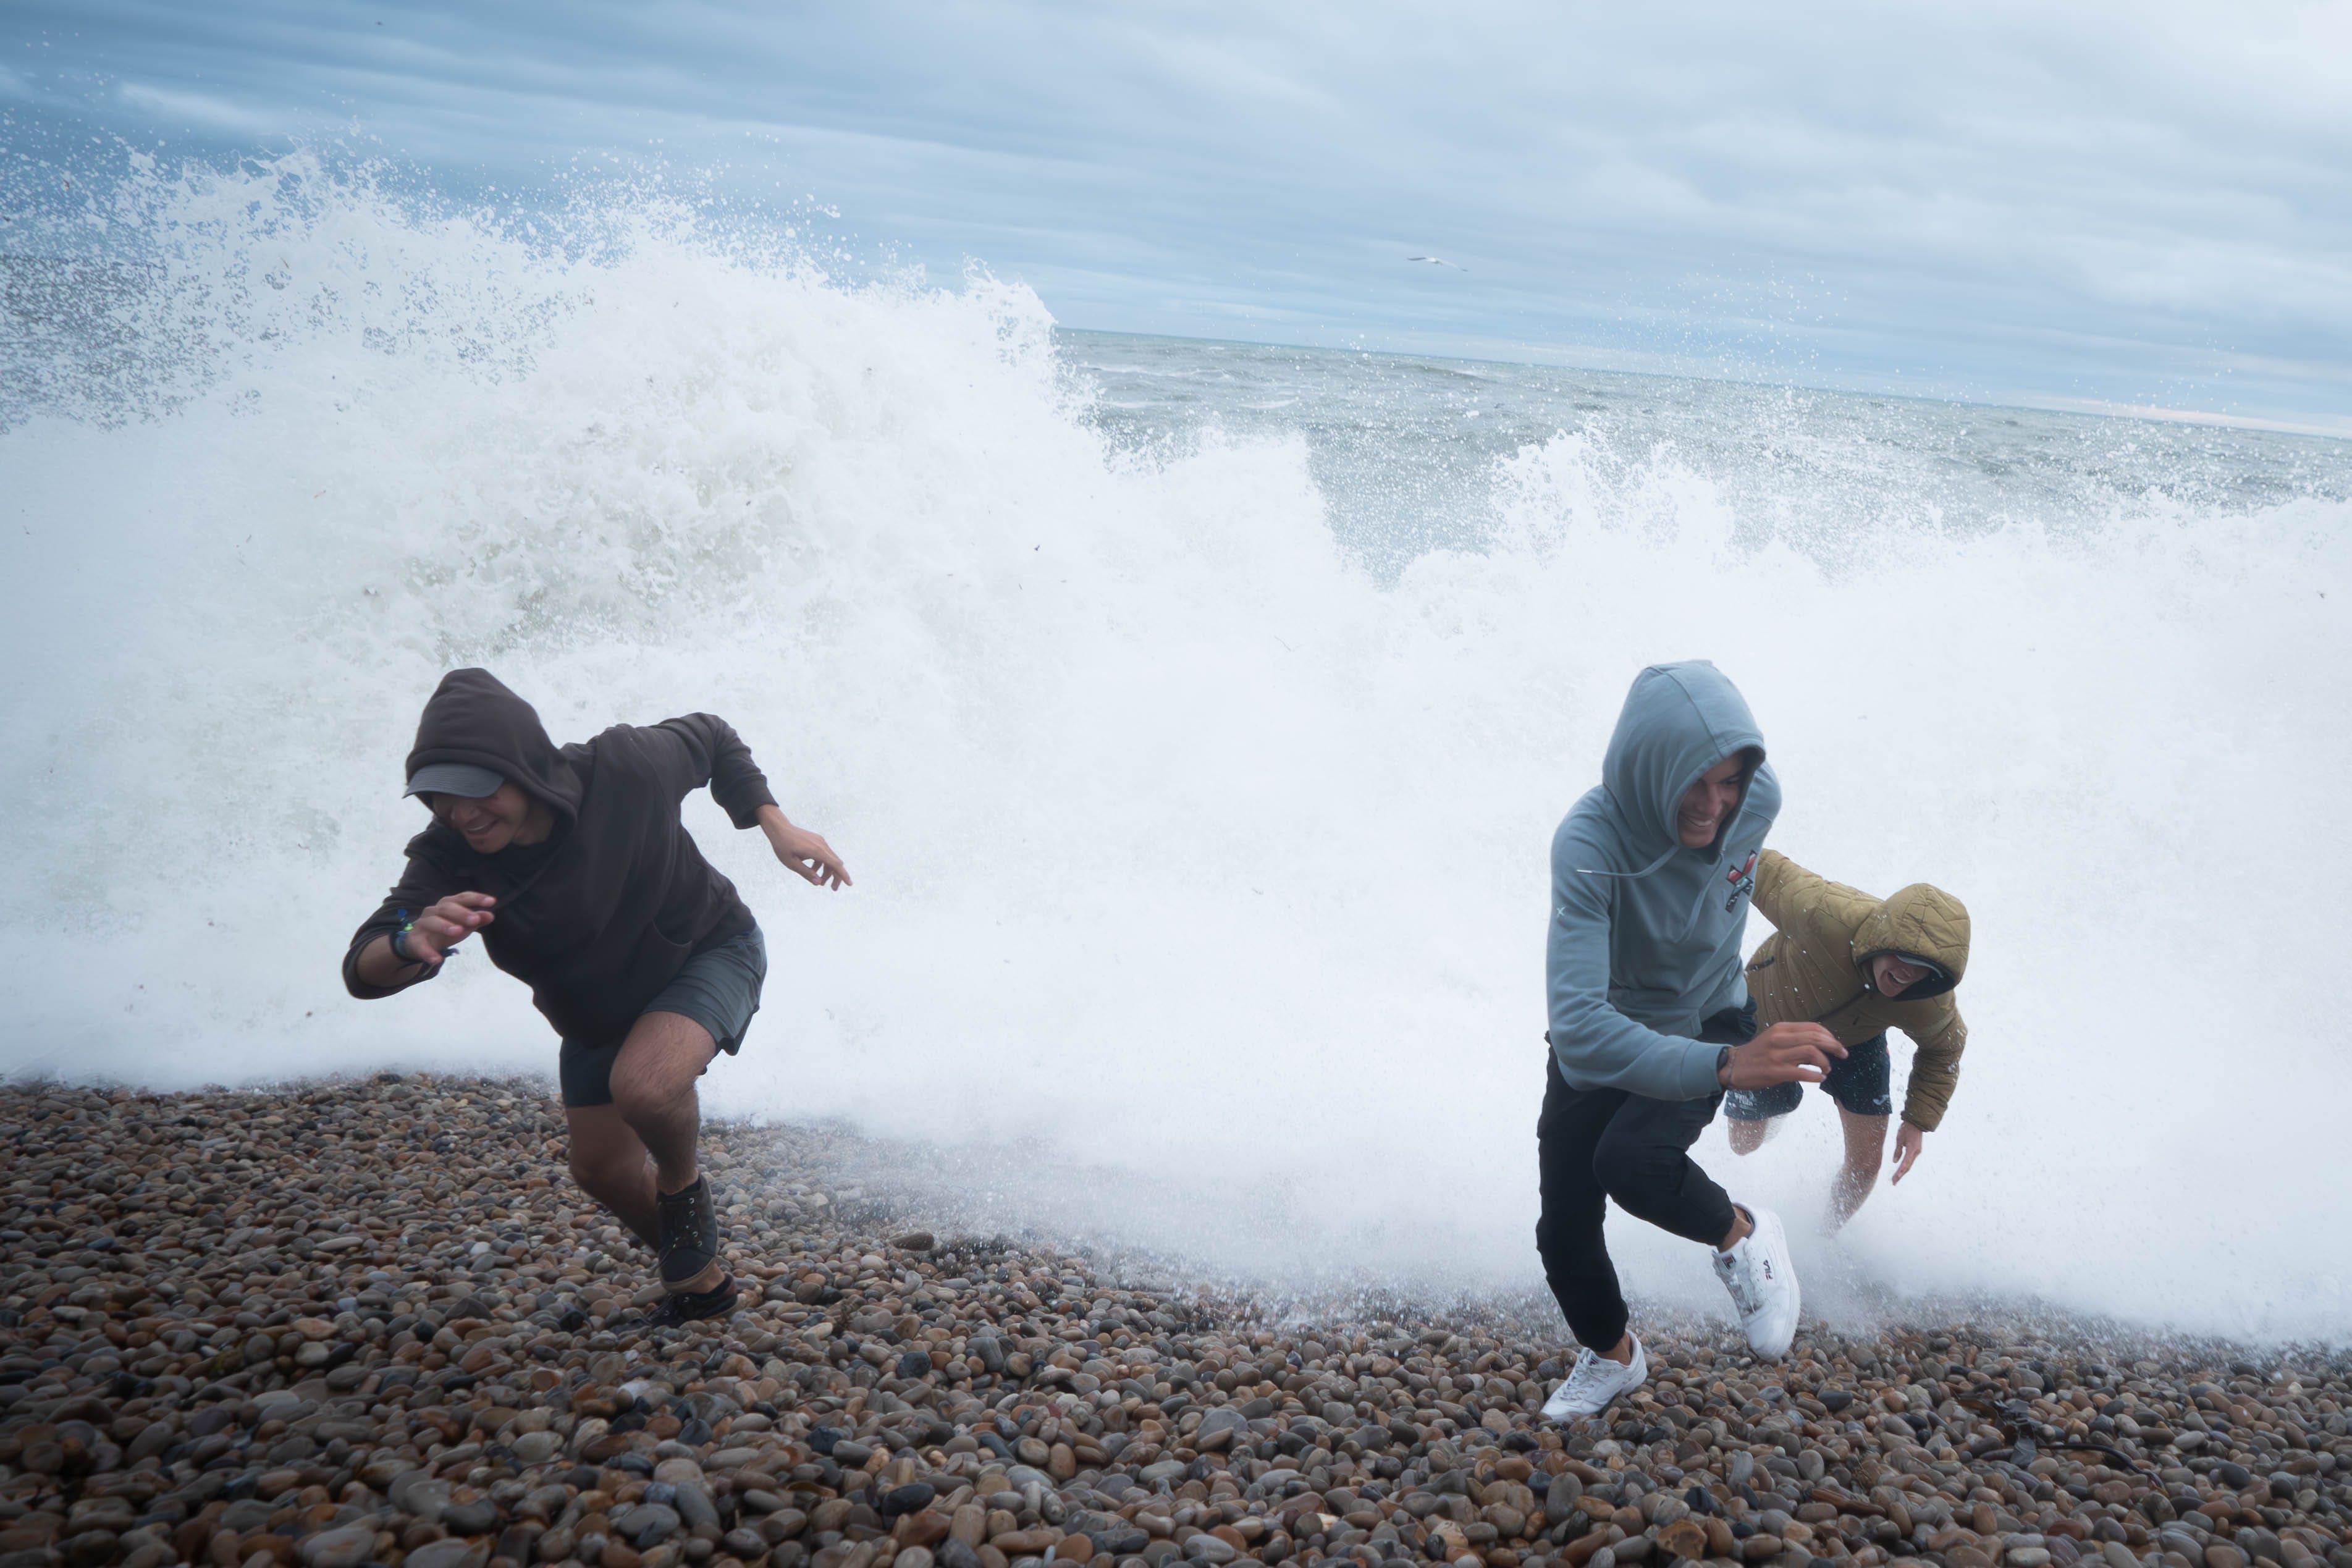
6, 0, 2350, 426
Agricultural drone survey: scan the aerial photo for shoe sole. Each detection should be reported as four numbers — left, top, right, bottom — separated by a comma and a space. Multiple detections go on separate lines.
628, 1274, 741, 1332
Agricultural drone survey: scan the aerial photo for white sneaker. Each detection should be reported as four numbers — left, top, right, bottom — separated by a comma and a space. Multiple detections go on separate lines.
1541, 1334, 1649, 1419
1713, 1203, 1801, 1357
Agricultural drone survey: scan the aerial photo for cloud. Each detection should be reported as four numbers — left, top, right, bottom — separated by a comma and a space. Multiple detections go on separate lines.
10, 0, 2350, 419
117, 80, 273, 132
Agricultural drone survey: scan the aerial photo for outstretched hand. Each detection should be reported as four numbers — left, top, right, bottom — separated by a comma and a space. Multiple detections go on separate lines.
1890, 1121, 1926, 1184
759, 806, 851, 890
1719, 1022, 1846, 1090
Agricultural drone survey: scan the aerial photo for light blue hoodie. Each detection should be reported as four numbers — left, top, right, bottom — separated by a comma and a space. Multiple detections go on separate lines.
1547, 661, 1781, 1100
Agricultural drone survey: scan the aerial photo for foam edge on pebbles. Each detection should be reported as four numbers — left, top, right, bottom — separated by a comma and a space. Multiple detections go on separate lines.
1, 1076, 2348, 1568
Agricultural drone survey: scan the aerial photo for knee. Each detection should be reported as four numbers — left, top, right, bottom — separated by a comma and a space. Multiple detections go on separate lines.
1590, 1132, 1670, 1207
1587, 1136, 1636, 1200
610, 1068, 691, 1129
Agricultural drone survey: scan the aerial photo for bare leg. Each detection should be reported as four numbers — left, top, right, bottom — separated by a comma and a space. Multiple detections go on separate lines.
1828, 1109, 1890, 1229
1728, 1116, 1773, 1155
608, 1010, 718, 1197
565, 1103, 660, 1249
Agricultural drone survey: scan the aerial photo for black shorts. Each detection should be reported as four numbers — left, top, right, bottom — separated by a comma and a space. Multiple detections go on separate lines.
557, 925, 767, 1108
1723, 1029, 1894, 1119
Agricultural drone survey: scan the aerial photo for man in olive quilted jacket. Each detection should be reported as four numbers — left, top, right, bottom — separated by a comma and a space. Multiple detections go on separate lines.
1729, 849, 1972, 1228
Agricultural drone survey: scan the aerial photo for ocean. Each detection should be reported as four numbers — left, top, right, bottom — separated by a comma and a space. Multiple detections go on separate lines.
2, 154, 2348, 1345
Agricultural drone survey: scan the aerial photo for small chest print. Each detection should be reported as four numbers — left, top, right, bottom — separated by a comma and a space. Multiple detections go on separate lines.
1724, 850, 1758, 911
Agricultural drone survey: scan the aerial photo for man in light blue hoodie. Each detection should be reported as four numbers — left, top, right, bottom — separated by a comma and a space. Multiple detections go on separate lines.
1537, 662, 1845, 1418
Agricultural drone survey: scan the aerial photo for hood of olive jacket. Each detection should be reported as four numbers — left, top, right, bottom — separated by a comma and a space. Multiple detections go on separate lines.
1853, 882, 1970, 998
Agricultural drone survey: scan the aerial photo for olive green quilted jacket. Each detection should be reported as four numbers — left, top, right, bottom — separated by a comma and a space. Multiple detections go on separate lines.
1743, 849, 1971, 1130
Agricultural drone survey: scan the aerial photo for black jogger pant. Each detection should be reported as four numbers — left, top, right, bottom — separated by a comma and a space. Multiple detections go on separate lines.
1535, 1004, 1753, 1351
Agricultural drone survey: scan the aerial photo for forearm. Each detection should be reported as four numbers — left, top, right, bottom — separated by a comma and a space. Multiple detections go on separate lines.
1900, 1075, 1955, 1131
661, 714, 779, 826
1900, 1054, 1958, 1128
1551, 1020, 1721, 1100
1901, 1020, 1965, 1129
346, 932, 433, 996
348, 851, 464, 999
1547, 981, 1721, 1099
754, 801, 810, 853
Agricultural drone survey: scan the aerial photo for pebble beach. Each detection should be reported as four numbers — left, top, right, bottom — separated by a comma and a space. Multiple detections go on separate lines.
3, 1076, 2346, 1568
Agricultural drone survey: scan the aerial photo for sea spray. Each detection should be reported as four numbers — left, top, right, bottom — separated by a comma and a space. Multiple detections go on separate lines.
1, 153, 2347, 1343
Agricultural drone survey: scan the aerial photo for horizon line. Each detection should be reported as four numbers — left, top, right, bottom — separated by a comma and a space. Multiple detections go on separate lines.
1052, 324, 2352, 444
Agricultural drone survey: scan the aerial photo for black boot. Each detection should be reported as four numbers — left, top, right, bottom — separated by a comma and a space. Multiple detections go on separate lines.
630, 1174, 738, 1332
655, 1173, 724, 1290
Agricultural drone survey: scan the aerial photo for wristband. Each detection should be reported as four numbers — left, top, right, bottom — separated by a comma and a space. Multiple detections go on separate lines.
1716, 1045, 1733, 1082
389, 914, 423, 966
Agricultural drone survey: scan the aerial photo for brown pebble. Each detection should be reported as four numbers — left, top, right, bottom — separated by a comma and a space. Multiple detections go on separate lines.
0, 1071, 2345, 1568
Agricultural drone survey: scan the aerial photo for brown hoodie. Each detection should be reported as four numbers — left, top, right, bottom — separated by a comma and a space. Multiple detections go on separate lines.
342, 668, 780, 1049
1742, 849, 1971, 1130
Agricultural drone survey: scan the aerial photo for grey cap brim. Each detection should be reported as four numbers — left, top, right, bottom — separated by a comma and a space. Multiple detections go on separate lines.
405, 762, 505, 799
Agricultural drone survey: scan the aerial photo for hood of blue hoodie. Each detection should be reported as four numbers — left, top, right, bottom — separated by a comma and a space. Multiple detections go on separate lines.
1601, 661, 1766, 867
1551, 660, 1781, 1055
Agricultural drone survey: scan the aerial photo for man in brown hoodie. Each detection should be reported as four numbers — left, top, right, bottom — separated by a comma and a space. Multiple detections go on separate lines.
1728, 850, 1970, 1228
344, 669, 849, 1326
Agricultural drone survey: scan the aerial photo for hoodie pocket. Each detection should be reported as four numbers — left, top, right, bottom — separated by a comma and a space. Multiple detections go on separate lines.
632, 921, 694, 992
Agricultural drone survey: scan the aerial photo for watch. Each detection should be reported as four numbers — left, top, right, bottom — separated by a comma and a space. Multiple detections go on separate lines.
1716, 1045, 1733, 1082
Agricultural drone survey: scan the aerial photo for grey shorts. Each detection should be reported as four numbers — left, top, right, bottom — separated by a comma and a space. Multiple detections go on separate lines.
558, 925, 767, 1108
1723, 1029, 1894, 1120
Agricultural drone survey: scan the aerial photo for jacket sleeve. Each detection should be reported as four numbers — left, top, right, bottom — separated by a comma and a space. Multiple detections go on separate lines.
1547, 823, 1725, 1101
649, 714, 782, 828
1751, 848, 1827, 932
342, 838, 461, 1000
1898, 1001, 1966, 1130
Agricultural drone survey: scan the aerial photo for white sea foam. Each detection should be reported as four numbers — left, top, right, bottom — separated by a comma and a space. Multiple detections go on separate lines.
2, 156, 2346, 1343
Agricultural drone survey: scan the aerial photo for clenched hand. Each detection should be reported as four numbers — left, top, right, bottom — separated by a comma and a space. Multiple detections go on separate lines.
1718, 1022, 1847, 1090
400, 891, 497, 966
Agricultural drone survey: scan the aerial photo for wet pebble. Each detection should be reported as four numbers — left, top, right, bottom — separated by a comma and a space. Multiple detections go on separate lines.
1, 1076, 2348, 1568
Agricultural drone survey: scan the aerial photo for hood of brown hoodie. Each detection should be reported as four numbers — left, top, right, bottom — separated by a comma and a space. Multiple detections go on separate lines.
403, 668, 583, 826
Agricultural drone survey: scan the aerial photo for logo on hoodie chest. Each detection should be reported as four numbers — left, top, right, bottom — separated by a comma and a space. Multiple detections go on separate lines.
1724, 851, 1758, 913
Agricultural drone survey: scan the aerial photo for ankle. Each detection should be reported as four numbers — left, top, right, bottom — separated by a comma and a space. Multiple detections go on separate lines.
1718, 1203, 1753, 1253
1603, 1334, 1637, 1366
656, 1166, 702, 1199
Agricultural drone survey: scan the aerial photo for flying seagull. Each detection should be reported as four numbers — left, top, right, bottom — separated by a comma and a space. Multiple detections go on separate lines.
1406, 255, 1467, 270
